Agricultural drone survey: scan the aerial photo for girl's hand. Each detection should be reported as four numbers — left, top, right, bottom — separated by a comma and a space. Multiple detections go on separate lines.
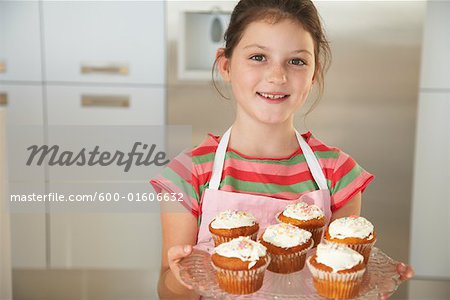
396, 262, 414, 281
380, 263, 414, 300
167, 244, 194, 289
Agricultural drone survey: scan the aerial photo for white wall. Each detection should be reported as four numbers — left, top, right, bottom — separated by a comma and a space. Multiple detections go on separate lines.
410, 0, 450, 279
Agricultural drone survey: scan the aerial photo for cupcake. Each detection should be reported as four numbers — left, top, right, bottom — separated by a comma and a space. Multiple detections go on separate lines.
211, 236, 270, 295
307, 242, 366, 299
324, 216, 376, 264
259, 222, 313, 273
277, 202, 325, 247
209, 210, 259, 246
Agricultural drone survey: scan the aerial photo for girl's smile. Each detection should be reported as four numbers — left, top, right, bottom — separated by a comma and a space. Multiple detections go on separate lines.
256, 92, 290, 104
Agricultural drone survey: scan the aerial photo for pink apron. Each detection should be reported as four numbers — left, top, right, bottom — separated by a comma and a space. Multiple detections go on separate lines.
194, 127, 332, 253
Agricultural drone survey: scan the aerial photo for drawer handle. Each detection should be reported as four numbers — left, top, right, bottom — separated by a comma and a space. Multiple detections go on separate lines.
81, 95, 130, 108
81, 64, 128, 75
0, 93, 7, 106
0, 62, 6, 73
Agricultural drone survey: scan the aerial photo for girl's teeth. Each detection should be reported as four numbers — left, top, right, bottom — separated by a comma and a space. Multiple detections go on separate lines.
259, 92, 287, 99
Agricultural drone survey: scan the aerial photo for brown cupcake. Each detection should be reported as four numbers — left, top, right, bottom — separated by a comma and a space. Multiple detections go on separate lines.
307, 243, 366, 299
211, 236, 270, 295
259, 223, 313, 273
209, 210, 259, 246
277, 202, 325, 247
324, 216, 376, 264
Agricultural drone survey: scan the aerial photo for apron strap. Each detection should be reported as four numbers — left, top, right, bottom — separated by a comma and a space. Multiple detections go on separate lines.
209, 127, 232, 190
209, 126, 328, 191
295, 131, 328, 190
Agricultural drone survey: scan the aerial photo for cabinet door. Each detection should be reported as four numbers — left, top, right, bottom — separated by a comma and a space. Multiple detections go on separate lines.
0, 84, 46, 268
42, 1, 165, 85
46, 84, 165, 268
46, 85, 165, 125
50, 213, 161, 269
0, 0, 42, 82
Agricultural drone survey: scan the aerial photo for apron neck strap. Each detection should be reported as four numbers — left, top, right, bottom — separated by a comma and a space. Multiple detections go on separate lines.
209, 127, 232, 190
209, 126, 328, 191
295, 131, 328, 190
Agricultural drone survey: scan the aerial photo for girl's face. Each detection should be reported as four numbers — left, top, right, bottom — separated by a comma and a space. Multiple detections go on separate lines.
219, 19, 316, 126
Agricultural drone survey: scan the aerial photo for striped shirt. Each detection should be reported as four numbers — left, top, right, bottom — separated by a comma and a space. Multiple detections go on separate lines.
150, 132, 374, 225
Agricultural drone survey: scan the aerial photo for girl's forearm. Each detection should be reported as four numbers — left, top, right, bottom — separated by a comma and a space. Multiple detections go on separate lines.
331, 192, 362, 221
158, 269, 200, 300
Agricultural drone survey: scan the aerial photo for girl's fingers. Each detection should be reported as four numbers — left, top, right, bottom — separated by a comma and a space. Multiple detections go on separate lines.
168, 245, 194, 289
168, 245, 192, 261
396, 263, 415, 281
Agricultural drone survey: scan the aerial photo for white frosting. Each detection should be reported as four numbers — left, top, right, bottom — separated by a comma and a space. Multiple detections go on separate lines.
328, 216, 374, 240
262, 223, 312, 248
213, 236, 267, 269
210, 210, 257, 229
281, 202, 324, 221
315, 243, 364, 273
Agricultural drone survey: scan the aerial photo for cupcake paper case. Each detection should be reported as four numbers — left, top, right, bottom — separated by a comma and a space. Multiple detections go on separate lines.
211, 236, 270, 295
259, 223, 313, 274
209, 210, 259, 246
307, 242, 366, 299
324, 216, 376, 264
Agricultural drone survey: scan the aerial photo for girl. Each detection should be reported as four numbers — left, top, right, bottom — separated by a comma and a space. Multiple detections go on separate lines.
151, 1, 413, 299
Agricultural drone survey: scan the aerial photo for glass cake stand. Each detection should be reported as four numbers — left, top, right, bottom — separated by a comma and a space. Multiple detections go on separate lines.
179, 247, 403, 300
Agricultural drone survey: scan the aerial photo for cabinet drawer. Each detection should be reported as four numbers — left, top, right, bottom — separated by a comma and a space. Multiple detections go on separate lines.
46, 85, 165, 125
42, 1, 165, 85
0, 84, 44, 126
0, 1, 42, 82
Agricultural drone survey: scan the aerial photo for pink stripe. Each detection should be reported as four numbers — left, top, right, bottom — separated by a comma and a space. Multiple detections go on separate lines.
220, 184, 308, 200
150, 178, 199, 213
173, 151, 193, 168
195, 157, 337, 178
333, 151, 350, 170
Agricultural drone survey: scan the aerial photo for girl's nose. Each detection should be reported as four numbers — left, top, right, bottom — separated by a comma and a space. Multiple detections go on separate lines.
266, 64, 287, 84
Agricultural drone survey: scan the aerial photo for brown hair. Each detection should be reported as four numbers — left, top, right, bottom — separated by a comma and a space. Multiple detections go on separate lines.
212, 0, 331, 114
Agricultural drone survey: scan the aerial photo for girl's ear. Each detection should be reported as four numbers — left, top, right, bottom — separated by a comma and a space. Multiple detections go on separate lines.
311, 62, 320, 85
216, 48, 231, 82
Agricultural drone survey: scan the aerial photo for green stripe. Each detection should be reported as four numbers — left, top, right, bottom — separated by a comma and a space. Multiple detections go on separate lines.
162, 168, 198, 200
332, 164, 363, 194
193, 152, 215, 165
315, 151, 340, 159
193, 150, 339, 166
226, 151, 306, 165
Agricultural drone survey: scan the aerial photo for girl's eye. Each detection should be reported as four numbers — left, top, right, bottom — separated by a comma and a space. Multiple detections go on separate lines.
290, 58, 306, 66
250, 55, 265, 62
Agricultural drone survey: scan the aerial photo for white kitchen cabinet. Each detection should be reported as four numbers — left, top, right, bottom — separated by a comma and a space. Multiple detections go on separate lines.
0, 0, 42, 82
42, 1, 165, 85
46, 85, 165, 126
1, 0, 167, 271
45, 84, 165, 268
419, 1, 450, 89
0, 84, 46, 268
0, 0, 46, 269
